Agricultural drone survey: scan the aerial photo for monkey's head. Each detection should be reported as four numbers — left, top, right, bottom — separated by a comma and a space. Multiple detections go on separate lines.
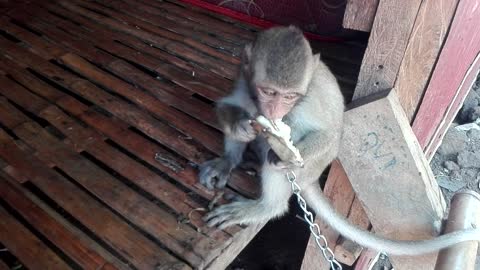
243, 26, 315, 120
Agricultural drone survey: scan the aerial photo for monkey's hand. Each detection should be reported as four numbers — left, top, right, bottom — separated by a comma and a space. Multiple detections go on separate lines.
204, 197, 256, 229
198, 158, 233, 189
227, 119, 257, 142
267, 149, 301, 170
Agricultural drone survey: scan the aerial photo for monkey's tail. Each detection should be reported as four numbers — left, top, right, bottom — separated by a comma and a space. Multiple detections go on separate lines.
303, 185, 480, 256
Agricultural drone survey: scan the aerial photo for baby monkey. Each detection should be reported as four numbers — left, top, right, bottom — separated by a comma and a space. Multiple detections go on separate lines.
199, 26, 480, 256
199, 25, 342, 227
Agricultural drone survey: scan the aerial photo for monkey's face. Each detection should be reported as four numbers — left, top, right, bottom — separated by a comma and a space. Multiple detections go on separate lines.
255, 85, 302, 120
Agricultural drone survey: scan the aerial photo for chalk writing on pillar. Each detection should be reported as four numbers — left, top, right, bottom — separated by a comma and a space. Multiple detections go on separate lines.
359, 131, 397, 170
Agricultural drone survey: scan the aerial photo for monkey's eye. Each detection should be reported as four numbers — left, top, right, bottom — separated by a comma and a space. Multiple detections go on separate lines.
284, 93, 300, 100
260, 88, 276, 96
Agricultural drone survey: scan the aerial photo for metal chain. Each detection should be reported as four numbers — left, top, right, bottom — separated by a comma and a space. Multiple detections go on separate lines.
286, 171, 343, 270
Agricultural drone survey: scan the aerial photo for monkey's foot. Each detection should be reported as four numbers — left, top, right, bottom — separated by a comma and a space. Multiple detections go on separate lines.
204, 199, 255, 229
198, 158, 232, 189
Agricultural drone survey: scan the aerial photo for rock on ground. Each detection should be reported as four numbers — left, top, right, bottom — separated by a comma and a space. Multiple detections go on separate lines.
436, 127, 468, 157
457, 150, 480, 169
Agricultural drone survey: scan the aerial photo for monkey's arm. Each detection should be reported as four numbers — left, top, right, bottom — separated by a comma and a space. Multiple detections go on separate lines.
216, 75, 258, 142
199, 76, 257, 189
216, 103, 257, 143
294, 128, 340, 165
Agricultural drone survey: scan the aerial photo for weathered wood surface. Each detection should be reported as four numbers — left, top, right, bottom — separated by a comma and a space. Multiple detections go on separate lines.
0, 0, 361, 269
395, 0, 460, 121
353, 0, 423, 100
0, 202, 73, 270
354, 249, 380, 270
333, 197, 370, 266
301, 161, 356, 270
412, 0, 480, 159
0, 0, 256, 268
342, 0, 379, 32
0, 177, 121, 270
340, 90, 446, 268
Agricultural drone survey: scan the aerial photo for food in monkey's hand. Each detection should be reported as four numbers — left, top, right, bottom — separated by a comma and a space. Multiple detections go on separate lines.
255, 115, 304, 167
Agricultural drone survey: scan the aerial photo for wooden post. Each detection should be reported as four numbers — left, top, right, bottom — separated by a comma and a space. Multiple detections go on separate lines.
412, 0, 480, 158
342, 0, 380, 32
340, 90, 446, 269
353, 0, 423, 100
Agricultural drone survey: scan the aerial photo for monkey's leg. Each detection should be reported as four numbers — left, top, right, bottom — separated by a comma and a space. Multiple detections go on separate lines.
204, 164, 292, 229
199, 138, 247, 189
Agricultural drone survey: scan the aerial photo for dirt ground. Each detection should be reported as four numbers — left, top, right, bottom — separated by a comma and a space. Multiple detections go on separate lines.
431, 75, 480, 207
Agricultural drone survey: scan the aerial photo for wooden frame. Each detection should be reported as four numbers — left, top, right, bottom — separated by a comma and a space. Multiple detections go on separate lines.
303, 0, 480, 269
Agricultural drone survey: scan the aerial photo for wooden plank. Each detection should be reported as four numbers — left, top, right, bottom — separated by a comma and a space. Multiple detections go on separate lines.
150, 0, 256, 40
333, 197, 370, 266
0, 171, 131, 270
38, 104, 239, 237
339, 90, 445, 268
0, 63, 253, 265
7, 7, 228, 101
96, 0, 240, 54
12, 3, 236, 84
301, 160, 356, 270
205, 222, 265, 269
354, 249, 380, 270
424, 55, 480, 159
395, 0, 459, 121
0, 177, 119, 270
57, 0, 240, 66
58, 53, 223, 154
0, 38, 212, 164
343, 0, 379, 32
0, 16, 65, 59
105, 60, 219, 128
0, 107, 214, 267
0, 205, 72, 270
353, 0, 423, 100
0, 55, 256, 199
412, 0, 480, 156
132, 0, 248, 45
0, 129, 190, 270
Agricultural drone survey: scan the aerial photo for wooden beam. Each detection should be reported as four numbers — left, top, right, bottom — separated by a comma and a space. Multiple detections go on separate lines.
326, 0, 460, 265
0, 205, 73, 270
304, 0, 461, 267
354, 249, 380, 270
301, 161, 356, 270
412, 0, 480, 158
353, 0, 423, 100
423, 56, 480, 159
395, 0, 460, 121
342, 0, 380, 32
339, 90, 446, 269
334, 196, 370, 266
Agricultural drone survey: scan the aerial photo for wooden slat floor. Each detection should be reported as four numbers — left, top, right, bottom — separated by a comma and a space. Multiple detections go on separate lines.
0, 0, 364, 269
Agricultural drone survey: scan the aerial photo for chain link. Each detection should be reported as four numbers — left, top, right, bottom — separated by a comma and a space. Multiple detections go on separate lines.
286, 171, 343, 270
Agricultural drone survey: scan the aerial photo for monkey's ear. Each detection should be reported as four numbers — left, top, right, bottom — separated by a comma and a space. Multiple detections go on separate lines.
242, 44, 252, 65
313, 53, 321, 66
242, 44, 252, 74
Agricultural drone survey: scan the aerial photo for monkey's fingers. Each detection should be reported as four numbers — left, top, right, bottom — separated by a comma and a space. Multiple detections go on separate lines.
204, 202, 248, 229
204, 208, 232, 228
215, 174, 230, 189
199, 161, 220, 190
